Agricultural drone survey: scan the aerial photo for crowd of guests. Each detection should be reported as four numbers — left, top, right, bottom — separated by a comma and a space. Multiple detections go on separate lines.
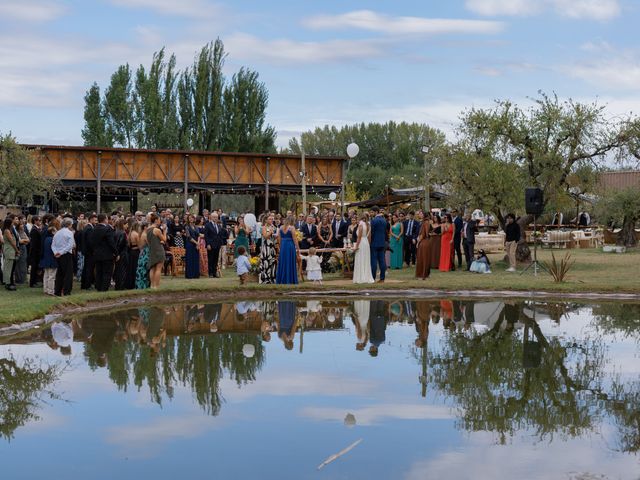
0, 203, 524, 295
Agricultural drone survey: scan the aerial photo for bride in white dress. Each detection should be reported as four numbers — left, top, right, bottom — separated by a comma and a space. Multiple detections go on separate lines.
353, 213, 374, 284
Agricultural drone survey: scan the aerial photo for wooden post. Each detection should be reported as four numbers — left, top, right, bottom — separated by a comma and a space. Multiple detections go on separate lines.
340, 160, 346, 217
301, 148, 307, 215
184, 154, 189, 212
265, 156, 270, 212
97, 150, 102, 213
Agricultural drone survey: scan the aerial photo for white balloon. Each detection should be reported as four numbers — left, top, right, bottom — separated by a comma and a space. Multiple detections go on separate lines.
346, 143, 359, 158
186, 198, 194, 207
244, 213, 257, 229
329, 192, 337, 201
242, 344, 256, 358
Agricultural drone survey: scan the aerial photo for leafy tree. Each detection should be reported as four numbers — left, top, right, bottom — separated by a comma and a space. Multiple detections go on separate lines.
0, 135, 56, 205
133, 50, 180, 149
104, 65, 135, 148
82, 39, 276, 154
178, 40, 226, 151
222, 68, 276, 152
287, 121, 446, 197
447, 93, 627, 224
81, 83, 111, 147
594, 185, 640, 246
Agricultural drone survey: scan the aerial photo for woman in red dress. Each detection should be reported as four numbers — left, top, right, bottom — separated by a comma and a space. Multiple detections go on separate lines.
439, 214, 454, 271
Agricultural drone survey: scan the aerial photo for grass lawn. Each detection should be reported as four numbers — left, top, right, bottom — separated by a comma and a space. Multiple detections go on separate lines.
0, 247, 638, 326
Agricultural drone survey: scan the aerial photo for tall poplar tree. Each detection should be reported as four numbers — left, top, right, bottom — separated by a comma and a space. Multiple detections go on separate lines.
104, 65, 135, 148
81, 83, 111, 147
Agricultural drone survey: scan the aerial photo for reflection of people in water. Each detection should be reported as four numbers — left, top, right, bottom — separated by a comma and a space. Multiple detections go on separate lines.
403, 300, 417, 323
277, 301, 298, 350
84, 314, 119, 366
368, 300, 386, 357
503, 302, 520, 332
415, 301, 432, 347
353, 300, 370, 351
146, 307, 167, 357
389, 301, 403, 323
440, 300, 454, 331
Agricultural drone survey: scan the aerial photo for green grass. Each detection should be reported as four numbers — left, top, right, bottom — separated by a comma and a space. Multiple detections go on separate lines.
1, 248, 638, 326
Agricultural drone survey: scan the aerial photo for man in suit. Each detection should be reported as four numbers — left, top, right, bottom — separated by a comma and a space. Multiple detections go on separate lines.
462, 214, 477, 271
28, 216, 43, 287
330, 211, 348, 248
369, 206, 388, 282
90, 213, 117, 292
81, 213, 97, 290
205, 212, 225, 277
452, 209, 464, 269
403, 211, 420, 266
368, 300, 387, 357
295, 213, 305, 231
300, 215, 317, 250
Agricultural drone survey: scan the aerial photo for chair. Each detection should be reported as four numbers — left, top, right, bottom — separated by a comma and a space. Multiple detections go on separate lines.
169, 247, 186, 276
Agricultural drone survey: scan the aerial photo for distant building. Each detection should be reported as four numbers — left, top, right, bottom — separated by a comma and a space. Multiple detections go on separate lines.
599, 170, 640, 190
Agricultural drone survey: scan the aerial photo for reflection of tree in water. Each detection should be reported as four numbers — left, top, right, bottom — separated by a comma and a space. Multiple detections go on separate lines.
0, 355, 61, 440
592, 302, 640, 341
83, 306, 265, 416
425, 301, 640, 451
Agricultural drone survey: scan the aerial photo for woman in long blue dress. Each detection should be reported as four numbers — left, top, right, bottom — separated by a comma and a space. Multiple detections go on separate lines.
275, 216, 299, 285
136, 226, 150, 289
184, 214, 200, 279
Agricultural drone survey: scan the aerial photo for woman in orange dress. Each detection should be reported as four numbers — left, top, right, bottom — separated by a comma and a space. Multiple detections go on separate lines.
439, 214, 454, 271
415, 213, 433, 279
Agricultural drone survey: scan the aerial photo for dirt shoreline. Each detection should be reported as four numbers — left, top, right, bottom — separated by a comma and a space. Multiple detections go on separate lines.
1, 287, 640, 339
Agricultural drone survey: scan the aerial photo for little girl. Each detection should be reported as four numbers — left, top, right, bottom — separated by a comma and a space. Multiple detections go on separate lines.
301, 247, 323, 285
470, 249, 491, 274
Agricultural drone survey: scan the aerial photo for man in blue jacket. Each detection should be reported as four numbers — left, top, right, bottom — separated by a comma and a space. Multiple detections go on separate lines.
369, 206, 388, 283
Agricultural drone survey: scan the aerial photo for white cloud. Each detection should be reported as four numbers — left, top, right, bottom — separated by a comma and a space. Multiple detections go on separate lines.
0, 0, 65, 23
304, 10, 504, 36
563, 52, 640, 91
225, 33, 387, 65
403, 430, 638, 480
106, 415, 223, 458
108, 0, 220, 18
466, 0, 621, 20
299, 404, 455, 426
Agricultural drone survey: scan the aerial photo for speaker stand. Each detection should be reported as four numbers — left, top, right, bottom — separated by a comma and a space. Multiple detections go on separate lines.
520, 215, 548, 276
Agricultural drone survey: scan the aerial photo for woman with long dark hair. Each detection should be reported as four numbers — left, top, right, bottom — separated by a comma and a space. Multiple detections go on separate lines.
113, 218, 129, 290
184, 214, 200, 279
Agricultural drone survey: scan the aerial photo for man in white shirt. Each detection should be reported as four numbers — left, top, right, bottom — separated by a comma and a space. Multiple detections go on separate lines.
52, 217, 76, 296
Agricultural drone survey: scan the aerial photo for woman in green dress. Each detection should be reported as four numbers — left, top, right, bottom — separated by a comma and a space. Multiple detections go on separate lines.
234, 215, 251, 258
390, 213, 404, 269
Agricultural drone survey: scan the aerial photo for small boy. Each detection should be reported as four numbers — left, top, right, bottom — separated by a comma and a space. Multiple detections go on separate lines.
236, 246, 251, 284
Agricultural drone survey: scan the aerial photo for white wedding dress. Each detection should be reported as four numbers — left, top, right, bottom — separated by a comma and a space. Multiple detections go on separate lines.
353, 221, 374, 284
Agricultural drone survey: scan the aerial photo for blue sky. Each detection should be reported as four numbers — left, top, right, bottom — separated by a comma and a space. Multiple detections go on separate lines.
0, 0, 638, 149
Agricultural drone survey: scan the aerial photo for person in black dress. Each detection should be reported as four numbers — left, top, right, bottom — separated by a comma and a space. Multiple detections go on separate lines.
184, 214, 200, 279
113, 218, 129, 290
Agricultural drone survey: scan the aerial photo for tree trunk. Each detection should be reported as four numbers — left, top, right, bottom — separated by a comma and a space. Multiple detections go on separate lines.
618, 217, 638, 247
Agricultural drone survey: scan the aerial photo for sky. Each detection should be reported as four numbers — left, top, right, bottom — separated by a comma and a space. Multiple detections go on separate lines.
0, 0, 639, 150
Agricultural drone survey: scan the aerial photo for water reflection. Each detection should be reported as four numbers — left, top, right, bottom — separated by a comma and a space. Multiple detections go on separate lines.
3, 298, 640, 460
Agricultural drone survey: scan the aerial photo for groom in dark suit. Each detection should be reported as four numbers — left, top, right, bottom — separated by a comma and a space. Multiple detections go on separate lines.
462, 214, 477, 271
369, 206, 388, 283
403, 211, 420, 266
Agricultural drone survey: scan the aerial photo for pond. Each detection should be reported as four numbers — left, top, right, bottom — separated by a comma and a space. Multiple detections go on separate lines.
0, 298, 639, 479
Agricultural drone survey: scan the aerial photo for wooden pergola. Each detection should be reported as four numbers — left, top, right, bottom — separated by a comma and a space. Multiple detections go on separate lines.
24, 145, 346, 213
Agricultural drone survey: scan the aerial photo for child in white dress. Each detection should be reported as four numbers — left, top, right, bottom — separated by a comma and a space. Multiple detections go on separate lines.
301, 247, 323, 285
